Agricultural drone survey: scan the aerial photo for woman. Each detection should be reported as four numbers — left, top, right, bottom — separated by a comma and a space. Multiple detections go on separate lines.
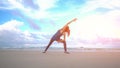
43, 26, 70, 54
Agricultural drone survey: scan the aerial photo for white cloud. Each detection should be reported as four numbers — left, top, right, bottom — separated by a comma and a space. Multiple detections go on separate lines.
71, 11, 120, 39
7, 0, 24, 9
1, 0, 120, 19
0, 20, 50, 48
0, 20, 23, 31
0, 0, 58, 19
0, 0, 24, 10
71, 0, 120, 40
0, 0, 81, 19
26, 0, 58, 19
35, 0, 58, 10
80, 0, 120, 13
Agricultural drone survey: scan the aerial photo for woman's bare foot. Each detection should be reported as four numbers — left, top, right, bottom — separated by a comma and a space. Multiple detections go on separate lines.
64, 51, 70, 54
42, 51, 46, 53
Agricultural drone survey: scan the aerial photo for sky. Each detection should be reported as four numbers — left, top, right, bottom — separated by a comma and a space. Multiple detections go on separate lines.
0, 0, 120, 48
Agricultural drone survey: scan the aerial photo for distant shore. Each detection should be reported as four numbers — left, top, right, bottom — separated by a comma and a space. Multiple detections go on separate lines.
0, 48, 120, 52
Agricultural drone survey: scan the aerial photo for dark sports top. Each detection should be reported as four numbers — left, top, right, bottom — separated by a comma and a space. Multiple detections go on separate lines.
51, 30, 63, 41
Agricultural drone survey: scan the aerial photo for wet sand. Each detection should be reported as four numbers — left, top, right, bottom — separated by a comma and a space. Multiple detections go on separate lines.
0, 49, 120, 68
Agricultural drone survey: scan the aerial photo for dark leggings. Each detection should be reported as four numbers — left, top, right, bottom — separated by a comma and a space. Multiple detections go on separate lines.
44, 39, 67, 52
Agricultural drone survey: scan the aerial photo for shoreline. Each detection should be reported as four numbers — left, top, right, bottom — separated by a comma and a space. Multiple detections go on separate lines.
0, 48, 120, 52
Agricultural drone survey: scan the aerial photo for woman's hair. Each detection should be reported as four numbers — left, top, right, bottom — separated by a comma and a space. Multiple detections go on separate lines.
64, 26, 70, 36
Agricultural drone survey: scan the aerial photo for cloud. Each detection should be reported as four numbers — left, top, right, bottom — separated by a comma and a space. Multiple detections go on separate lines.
0, 0, 24, 10
0, 20, 23, 31
80, 0, 120, 13
0, 20, 50, 48
0, 0, 57, 18
69, 0, 120, 40
21, 0, 39, 10
12, 10, 41, 30
69, 8, 120, 48
1, 0, 119, 19
72, 11, 120, 38
35, 0, 57, 10
0, 0, 83, 19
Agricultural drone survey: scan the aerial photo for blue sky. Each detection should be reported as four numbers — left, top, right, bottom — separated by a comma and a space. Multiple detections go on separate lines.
0, 0, 120, 48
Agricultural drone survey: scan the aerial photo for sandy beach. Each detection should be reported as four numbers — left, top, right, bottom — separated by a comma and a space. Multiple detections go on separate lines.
0, 49, 120, 68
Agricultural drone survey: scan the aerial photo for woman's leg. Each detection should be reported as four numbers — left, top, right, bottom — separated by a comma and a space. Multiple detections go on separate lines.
43, 39, 54, 53
63, 41, 69, 54
57, 39, 69, 54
